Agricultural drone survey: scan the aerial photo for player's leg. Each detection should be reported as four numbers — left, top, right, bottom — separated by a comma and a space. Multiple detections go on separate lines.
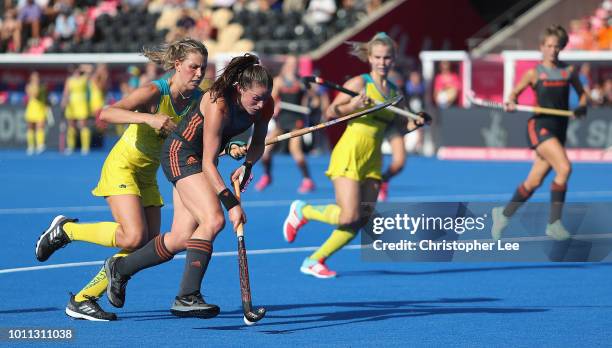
26, 122, 35, 155
168, 173, 223, 317
78, 118, 91, 155
301, 177, 362, 278
35, 120, 46, 153
379, 134, 406, 202
66, 118, 77, 154
535, 137, 572, 240
106, 187, 195, 308
289, 134, 315, 194
255, 127, 280, 191
491, 154, 550, 240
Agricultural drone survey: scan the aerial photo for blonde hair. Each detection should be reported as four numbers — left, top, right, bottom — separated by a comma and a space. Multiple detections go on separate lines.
348, 32, 397, 62
540, 25, 569, 49
143, 38, 208, 71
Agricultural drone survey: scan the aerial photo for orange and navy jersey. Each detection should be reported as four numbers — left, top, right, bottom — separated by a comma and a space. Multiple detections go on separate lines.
166, 96, 272, 155
533, 63, 572, 113
119, 78, 202, 160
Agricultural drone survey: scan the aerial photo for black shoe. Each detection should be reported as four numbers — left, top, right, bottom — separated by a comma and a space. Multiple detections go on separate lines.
65, 293, 117, 321
35, 215, 76, 262
170, 292, 220, 318
105, 257, 130, 308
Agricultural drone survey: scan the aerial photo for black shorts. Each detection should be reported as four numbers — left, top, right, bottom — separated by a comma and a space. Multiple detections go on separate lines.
526, 116, 568, 149
277, 111, 305, 131
384, 116, 409, 139
161, 138, 202, 183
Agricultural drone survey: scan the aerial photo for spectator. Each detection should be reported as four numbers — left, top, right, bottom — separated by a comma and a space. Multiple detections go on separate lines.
602, 78, 612, 106
366, 0, 382, 14
569, 63, 591, 109
303, 0, 336, 28
139, 62, 159, 86
0, 8, 22, 52
433, 60, 460, 108
405, 70, 425, 113
590, 82, 604, 106
53, 7, 76, 44
18, 0, 42, 47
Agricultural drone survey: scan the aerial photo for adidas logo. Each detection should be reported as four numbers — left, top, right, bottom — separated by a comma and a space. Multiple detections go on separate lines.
186, 156, 199, 165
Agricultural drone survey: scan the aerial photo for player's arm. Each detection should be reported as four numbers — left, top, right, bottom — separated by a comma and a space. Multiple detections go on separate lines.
505, 69, 536, 111
201, 95, 231, 194
325, 76, 368, 119
100, 83, 174, 134
245, 99, 274, 165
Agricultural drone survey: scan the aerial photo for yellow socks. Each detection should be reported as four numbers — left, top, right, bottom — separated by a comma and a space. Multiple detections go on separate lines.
74, 249, 131, 302
63, 222, 119, 247
26, 129, 35, 152
80, 127, 91, 153
66, 126, 76, 151
309, 227, 356, 261
36, 128, 45, 150
302, 204, 341, 225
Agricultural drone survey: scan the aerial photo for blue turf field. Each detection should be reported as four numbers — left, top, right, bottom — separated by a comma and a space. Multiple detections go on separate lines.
1, 148, 611, 347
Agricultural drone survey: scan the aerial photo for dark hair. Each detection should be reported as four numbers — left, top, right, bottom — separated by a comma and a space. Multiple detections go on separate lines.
209, 53, 273, 101
143, 38, 208, 71
540, 25, 569, 49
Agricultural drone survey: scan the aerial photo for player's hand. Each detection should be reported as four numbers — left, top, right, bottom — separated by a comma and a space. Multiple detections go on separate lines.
573, 105, 587, 119
226, 140, 248, 160
416, 112, 432, 126
504, 101, 517, 112
228, 204, 246, 231
348, 91, 370, 110
230, 161, 253, 192
148, 113, 177, 137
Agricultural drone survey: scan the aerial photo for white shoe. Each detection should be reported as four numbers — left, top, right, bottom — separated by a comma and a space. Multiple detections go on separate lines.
491, 206, 509, 241
26, 147, 35, 156
36, 145, 46, 154
545, 220, 571, 241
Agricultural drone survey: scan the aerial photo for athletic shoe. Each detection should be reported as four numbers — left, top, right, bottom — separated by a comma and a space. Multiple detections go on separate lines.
36, 144, 46, 154
283, 200, 308, 243
377, 182, 389, 202
255, 174, 271, 191
545, 220, 571, 241
105, 257, 131, 308
65, 293, 117, 321
35, 215, 76, 262
300, 258, 337, 279
491, 207, 509, 241
170, 292, 220, 318
297, 178, 315, 194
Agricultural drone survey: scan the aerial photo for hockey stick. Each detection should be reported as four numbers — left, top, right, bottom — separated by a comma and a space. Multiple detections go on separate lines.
232, 180, 266, 325
467, 91, 574, 117
220, 95, 403, 157
303, 76, 419, 121
279, 101, 310, 115
265, 95, 403, 146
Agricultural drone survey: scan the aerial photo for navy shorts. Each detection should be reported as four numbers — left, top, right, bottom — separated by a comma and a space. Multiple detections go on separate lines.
526, 116, 568, 149
161, 138, 202, 183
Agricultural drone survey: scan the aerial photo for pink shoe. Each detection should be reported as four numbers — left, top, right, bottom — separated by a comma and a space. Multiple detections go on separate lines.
378, 181, 389, 202
297, 178, 315, 194
283, 200, 308, 243
255, 174, 271, 191
300, 258, 337, 278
